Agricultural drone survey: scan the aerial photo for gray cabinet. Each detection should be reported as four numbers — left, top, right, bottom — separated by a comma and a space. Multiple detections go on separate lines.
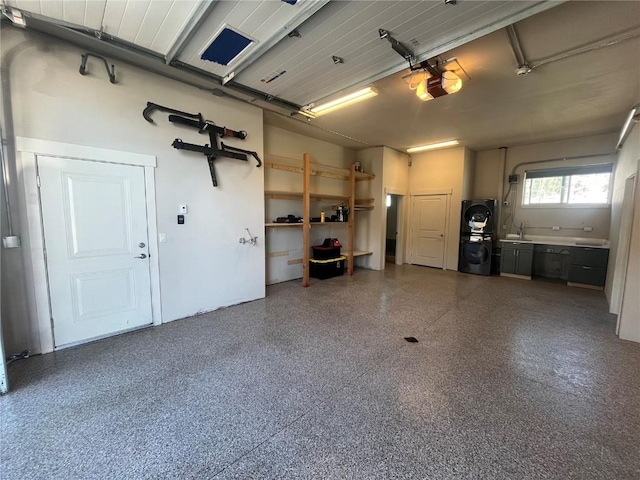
568, 247, 609, 287
501, 242, 534, 277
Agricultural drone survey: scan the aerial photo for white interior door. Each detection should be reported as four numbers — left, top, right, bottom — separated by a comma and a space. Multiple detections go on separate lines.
409, 195, 447, 268
38, 156, 153, 347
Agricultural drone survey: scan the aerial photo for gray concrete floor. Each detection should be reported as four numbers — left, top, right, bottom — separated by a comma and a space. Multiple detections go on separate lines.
2, 265, 639, 479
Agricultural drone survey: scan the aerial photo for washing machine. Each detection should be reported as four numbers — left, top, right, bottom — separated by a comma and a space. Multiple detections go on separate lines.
461, 199, 498, 234
458, 234, 493, 276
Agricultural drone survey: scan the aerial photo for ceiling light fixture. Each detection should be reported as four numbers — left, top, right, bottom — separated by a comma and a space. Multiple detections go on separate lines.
308, 87, 378, 116
415, 70, 463, 101
407, 140, 459, 153
298, 110, 317, 119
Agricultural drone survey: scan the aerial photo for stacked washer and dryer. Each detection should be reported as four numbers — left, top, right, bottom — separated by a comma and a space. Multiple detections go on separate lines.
458, 199, 498, 276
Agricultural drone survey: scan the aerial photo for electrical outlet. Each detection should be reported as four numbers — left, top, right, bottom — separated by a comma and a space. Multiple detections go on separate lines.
552, 226, 561, 231
159, 233, 167, 243
502, 224, 507, 230
583, 226, 593, 232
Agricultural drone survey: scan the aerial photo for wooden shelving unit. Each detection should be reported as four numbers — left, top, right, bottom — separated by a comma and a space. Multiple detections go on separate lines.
265, 153, 375, 287
265, 222, 349, 228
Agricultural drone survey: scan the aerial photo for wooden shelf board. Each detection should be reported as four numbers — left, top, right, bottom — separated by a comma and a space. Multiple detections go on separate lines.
265, 223, 303, 227
355, 172, 376, 182
264, 160, 375, 182
265, 190, 349, 202
265, 222, 349, 228
352, 250, 373, 257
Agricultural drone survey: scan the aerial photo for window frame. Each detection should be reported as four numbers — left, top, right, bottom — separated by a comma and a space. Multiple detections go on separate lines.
521, 166, 613, 209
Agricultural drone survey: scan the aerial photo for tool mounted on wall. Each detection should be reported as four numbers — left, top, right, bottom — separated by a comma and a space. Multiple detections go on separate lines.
79, 53, 116, 84
142, 102, 262, 187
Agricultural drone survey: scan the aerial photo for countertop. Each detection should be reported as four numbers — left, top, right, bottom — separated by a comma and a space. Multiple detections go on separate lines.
498, 235, 610, 249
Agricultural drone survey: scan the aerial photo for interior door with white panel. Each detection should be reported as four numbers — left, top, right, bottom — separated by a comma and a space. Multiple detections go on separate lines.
38, 156, 152, 347
410, 195, 447, 268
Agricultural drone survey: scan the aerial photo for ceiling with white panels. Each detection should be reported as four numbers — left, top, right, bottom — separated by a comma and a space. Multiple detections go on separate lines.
176, 0, 327, 78
265, 1, 640, 151
4, 0, 639, 152
232, 0, 555, 105
7, 0, 557, 107
6, 0, 203, 54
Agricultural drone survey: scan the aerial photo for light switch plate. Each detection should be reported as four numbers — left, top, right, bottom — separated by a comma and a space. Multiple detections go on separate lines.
159, 233, 167, 243
179, 205, 188, 214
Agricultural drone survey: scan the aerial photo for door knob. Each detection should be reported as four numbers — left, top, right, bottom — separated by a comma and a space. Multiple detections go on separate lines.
134, 254, 147, 259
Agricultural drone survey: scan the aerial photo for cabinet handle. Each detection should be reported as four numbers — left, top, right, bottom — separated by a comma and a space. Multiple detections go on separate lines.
581, 266, 592, 270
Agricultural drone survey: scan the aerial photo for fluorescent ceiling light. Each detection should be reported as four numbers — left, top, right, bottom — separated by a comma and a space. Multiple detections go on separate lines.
309, 87, 378, 116
298, 110, 317, 119
407, 140, 459, 153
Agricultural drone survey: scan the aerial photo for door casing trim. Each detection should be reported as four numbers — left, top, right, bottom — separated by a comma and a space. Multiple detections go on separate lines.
17, 137, 161, 354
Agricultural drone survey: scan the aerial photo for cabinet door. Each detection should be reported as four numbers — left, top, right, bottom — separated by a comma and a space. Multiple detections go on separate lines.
568, 265, 607, 286
516, 249, 533, 277
501, 248, 517, 274
571, 247, 609, 267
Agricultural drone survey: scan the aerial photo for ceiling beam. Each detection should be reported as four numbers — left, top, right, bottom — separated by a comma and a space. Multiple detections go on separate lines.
165, 0, 219, 66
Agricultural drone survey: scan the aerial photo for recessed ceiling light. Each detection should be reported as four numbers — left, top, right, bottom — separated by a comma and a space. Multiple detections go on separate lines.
407, 140, 459, 153
309, 87, 378, 116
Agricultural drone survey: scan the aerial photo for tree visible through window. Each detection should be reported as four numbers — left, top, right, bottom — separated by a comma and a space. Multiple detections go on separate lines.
523, 166, 611, 205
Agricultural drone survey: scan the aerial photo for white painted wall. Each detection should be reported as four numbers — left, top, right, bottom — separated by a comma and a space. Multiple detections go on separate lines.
408, 146, 472, 270
607, 123, 640, 319
355, 147, 384, 270
474, 133, 617, 240
263, 125, 357, 284
1, 28, 265, 353
381, 147, 409, 266
472, 149, 504, 200
355, 146, 409, 270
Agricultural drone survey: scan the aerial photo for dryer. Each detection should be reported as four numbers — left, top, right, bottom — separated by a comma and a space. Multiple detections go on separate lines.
461, 199, 498, 235
458, 234, 493, 276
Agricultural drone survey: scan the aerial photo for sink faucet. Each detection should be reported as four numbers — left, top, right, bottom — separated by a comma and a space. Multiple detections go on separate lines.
517, 223, 525, 240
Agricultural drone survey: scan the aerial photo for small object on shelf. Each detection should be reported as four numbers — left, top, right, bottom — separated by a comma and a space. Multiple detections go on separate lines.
309, 256, 346, 279
336, 204, 349, 222
321, 211, 325, 223
323, 238, 341, 248
353, 161, 362, 173
312, 238, 342, 260
274, 214, 302, 223
312, 246, 341, 260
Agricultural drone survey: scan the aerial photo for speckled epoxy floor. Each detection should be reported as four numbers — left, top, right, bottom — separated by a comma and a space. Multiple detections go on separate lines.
2, 265, 639, 479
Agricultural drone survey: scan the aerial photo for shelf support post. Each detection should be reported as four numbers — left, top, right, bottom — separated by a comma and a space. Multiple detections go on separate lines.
348, 164, 356, 275
302, 153, 311, 287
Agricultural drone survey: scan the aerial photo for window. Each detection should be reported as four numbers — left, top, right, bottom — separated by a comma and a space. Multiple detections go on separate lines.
522, 164, 612, 206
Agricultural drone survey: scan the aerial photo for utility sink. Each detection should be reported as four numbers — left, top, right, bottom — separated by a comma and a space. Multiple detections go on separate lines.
505, 234, 528, 241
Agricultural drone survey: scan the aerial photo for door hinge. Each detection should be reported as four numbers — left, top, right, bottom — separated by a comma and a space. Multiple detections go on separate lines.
36, 175, 41, 188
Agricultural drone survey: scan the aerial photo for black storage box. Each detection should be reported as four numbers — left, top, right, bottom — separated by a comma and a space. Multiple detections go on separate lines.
312, 245, 341, 260
309, 256, 346, 279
